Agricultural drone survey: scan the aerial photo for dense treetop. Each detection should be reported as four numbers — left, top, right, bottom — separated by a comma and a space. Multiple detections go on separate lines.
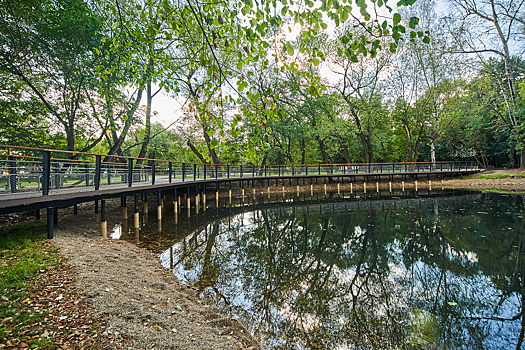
0, 0, 524, 167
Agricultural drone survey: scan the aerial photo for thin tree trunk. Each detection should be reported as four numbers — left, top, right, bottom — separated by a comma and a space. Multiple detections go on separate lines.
301, 139, 306, 165
431, 139, 436, 164
187, 141, 208, 164
402, 120, 413, 162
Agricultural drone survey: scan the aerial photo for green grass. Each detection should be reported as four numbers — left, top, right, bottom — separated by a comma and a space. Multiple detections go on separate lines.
478, 174, 510, 179
0, 221, 59, 348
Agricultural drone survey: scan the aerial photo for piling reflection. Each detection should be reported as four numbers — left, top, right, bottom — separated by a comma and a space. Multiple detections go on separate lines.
155, 192, 524, 349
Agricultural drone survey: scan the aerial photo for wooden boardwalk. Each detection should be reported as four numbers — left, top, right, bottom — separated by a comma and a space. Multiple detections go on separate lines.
0, 169, 479, 215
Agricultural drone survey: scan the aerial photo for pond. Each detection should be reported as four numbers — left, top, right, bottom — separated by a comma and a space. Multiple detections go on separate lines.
114, 190, 525, 349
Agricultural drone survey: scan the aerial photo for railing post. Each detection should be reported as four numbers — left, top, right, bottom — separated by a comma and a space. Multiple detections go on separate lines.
318, 165, 321, 175
240, 165, 242, 178
252, 165, 255, 177
8, 156, 16, 193
128, 159, 133, 187
169, 162, 173, 183
330, 164, 333, 174
306, 165, 308, 175
278, 165, 281, 176
54, 160, 60, 189
215, 165, 218, 179
95, 155, 101, 190
107, 164, 112, 185
42, 151, 51, 196
380, 163, 382, 173
85, 163, 89, 187
227, 165, 230, 178
204, 164, 207, 180
152, 160, 156, 185
405, 163, 407, 173
265, 165, 267, 177
182, 163, 186, 182
417, 162, 419, 172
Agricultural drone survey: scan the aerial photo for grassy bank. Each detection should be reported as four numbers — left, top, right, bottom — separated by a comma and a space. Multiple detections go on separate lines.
0, 221, 58, 348
0, 221, 111, 349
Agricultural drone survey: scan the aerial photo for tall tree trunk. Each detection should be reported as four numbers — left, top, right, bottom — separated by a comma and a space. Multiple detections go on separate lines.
104, 88, 144, 163
338, 137, 351, 163
366, 135, 374, 163
350, 109, 370, 163
136, 71, 153, 166
316, 136, 330, 164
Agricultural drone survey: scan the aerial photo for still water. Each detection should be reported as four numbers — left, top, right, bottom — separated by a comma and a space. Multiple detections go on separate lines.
115, 190, 525, 349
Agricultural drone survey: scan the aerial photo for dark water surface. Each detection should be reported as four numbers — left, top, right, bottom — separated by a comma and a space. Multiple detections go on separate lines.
114, 190, 525, 349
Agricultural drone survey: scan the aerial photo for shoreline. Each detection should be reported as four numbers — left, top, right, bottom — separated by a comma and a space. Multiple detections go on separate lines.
51, 199, 259, 350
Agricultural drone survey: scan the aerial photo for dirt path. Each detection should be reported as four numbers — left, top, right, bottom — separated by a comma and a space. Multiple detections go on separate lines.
52, 201, 258, 350
441, 169, 525, 191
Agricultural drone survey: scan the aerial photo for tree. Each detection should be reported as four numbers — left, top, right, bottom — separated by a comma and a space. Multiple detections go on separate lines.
447, 0, 525, 166
0, 0, 107, 154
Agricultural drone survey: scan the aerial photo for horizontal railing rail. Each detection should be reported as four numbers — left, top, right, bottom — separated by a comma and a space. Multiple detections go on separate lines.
0, 144, 480, 197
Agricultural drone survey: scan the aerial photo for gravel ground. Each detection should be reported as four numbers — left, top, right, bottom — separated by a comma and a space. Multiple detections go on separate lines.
52, 200, 259, 350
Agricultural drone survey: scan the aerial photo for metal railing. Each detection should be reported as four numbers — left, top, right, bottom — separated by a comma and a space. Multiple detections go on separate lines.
0, 144, 480, 197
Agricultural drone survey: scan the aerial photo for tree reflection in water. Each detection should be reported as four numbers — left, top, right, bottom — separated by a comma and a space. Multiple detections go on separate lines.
159, 193, 525, 349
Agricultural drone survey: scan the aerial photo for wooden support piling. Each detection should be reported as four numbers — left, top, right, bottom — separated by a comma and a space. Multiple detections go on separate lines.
101, 199, 107, 238
47, 208, 53, 239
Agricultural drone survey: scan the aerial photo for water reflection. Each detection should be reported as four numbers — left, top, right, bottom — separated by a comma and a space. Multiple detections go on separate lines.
154, 193, 523, 349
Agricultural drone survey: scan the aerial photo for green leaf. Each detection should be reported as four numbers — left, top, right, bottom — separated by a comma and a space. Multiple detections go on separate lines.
312, 57, 320, 66
286, 43, 294, 56
393, 13, 401, 26
389, 42, 397, 53
422, 36, 430, 44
